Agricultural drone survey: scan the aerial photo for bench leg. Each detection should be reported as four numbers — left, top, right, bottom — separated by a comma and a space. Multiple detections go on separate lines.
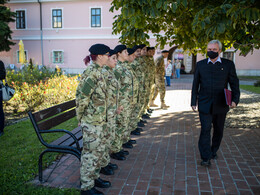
38, 150, 48, 182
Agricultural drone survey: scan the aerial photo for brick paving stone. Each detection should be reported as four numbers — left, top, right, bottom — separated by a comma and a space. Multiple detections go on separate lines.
29, 75, 260, 194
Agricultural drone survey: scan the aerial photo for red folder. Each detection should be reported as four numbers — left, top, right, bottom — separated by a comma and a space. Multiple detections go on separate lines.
224, 89, 232, 106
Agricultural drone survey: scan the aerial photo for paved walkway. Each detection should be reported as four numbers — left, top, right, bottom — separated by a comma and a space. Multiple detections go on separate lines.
32, 75, 260, 194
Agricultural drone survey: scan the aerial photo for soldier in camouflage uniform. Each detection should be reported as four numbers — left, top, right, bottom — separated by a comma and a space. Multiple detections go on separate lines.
151, 50, 170, 109
130, 46, 145, 135
99, 49, 120, 176
140, 45, 152, 118
76, 44, 111, 195
110, 45, 133, 160
121, 48, 139, 148
147, 47, 156, 109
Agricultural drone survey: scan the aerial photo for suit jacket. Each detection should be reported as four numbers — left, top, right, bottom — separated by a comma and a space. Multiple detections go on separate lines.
0, 60, 6, 80
191, 58, 240, 114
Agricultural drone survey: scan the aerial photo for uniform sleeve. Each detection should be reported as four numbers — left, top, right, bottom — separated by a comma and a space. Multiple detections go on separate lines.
228, 61, 240, 105
0, 61, 6, 80
76, 74, 96, 122
191, 63, 200, 106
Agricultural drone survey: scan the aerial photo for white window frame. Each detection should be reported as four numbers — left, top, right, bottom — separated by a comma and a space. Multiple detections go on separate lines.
89, 6, 102, 28
222, 50, 236, 63
52, 50, 64, 64
15, 9, 27, 30
51, 8, 64, 29
16, 50, 28, 63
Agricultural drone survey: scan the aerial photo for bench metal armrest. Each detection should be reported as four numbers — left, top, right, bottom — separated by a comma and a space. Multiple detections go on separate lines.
40, 129, 80, 151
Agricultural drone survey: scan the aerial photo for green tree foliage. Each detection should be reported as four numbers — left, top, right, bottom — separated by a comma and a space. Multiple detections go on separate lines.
110, 0, 260, 55
0, 0, 15, 52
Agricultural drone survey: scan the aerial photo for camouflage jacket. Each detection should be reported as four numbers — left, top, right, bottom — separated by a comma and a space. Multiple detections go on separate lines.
155, 55, 165, 77
125, 61, 139, 104
76, 63, 107, 125
132, 57, 145, 88
101, 65, 119, 121
114, 60, 133, 105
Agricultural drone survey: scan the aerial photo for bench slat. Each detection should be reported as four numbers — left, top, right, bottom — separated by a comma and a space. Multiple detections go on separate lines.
33, 99, 76, 122
38, 109, 76, 130
50, 126, 81, 146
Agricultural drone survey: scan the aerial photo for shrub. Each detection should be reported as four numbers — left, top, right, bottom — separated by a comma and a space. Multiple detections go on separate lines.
3, 65, 79, 119
254, 80, 260, 87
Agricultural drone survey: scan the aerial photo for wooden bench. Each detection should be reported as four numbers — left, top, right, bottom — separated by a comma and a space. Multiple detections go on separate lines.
28, 99, 82, 182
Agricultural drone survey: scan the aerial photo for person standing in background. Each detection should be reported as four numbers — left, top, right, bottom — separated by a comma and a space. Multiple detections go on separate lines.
150, 50, 170, 109
0, 60, 6, 137
175, 59, 181, 79
165, 60, 173, 86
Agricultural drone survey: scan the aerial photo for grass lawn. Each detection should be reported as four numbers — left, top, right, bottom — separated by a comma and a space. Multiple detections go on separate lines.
0, 117, 79, 194
240, 85, 260, 94
238, 76, 260, 81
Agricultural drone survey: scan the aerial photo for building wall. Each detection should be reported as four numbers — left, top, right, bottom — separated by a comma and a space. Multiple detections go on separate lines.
196, 49, 260, 76
1, 0, 259, 75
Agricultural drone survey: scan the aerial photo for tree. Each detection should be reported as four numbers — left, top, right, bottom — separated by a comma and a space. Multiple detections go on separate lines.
110, 0, 260, 56
0, 0, 15, 52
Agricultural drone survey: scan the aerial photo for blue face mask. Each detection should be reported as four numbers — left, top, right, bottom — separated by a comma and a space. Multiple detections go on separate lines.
207, 51, 219, 59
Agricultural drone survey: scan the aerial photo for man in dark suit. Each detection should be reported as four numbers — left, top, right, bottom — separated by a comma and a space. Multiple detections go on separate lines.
191, 40, 240, 166
0, 60, 6, 137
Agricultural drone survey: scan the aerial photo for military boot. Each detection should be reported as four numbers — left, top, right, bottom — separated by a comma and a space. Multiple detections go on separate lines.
81, 187, 103, 195
161, 102, 170, 109
150, 101, 158, 107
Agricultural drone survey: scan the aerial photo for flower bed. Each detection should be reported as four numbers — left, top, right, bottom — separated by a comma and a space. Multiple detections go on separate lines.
3, 65, 79, 122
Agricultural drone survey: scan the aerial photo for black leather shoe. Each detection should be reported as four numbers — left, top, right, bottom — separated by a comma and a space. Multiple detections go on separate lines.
142, 114, 151, 119
119, 149, 129, 155
108, 162, 118, 170
211, 154, 218, 160
140, 119, 147, 123
128, 139, 136, 144
138, 122, 145, 127
147, 109, 153, 113
136, 127, 143, 132
110, 152, 126, 160
81, 187, 104, 195
131, 129, 141, 135
200, 160, 211, 167
100, 165, 114, 175
122, 142, 133, 149
94, 178, 111, 188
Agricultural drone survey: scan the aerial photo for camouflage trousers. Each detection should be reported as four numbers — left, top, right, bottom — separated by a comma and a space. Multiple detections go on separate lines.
148, 83, 156, 107
80, 123, 107, 190
110, 108, 130, 153
100, 119, 116, 168
152, 76, 166, 103
122, 105, 135, 143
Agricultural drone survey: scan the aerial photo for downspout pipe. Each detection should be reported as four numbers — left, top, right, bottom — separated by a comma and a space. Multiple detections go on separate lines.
38, 0, 44, 65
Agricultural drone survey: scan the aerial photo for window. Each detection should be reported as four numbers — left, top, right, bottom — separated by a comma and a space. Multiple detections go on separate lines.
17, 50, 28, 63
16, 10, 26, 29
52, 51, 64, 63
52, 9, 62, 28
91, 8, 101, 27
223, 51, 235, 62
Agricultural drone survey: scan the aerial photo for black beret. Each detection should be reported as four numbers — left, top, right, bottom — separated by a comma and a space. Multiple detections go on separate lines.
114, 44, 127, 53
147, 47, 155, 51
89, 44, 110, 55
139, 44, 146, 49
109, 49, 117, 56
127, 48, 135, 55
162, 50, 169, 53
132, 45, 140, 51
